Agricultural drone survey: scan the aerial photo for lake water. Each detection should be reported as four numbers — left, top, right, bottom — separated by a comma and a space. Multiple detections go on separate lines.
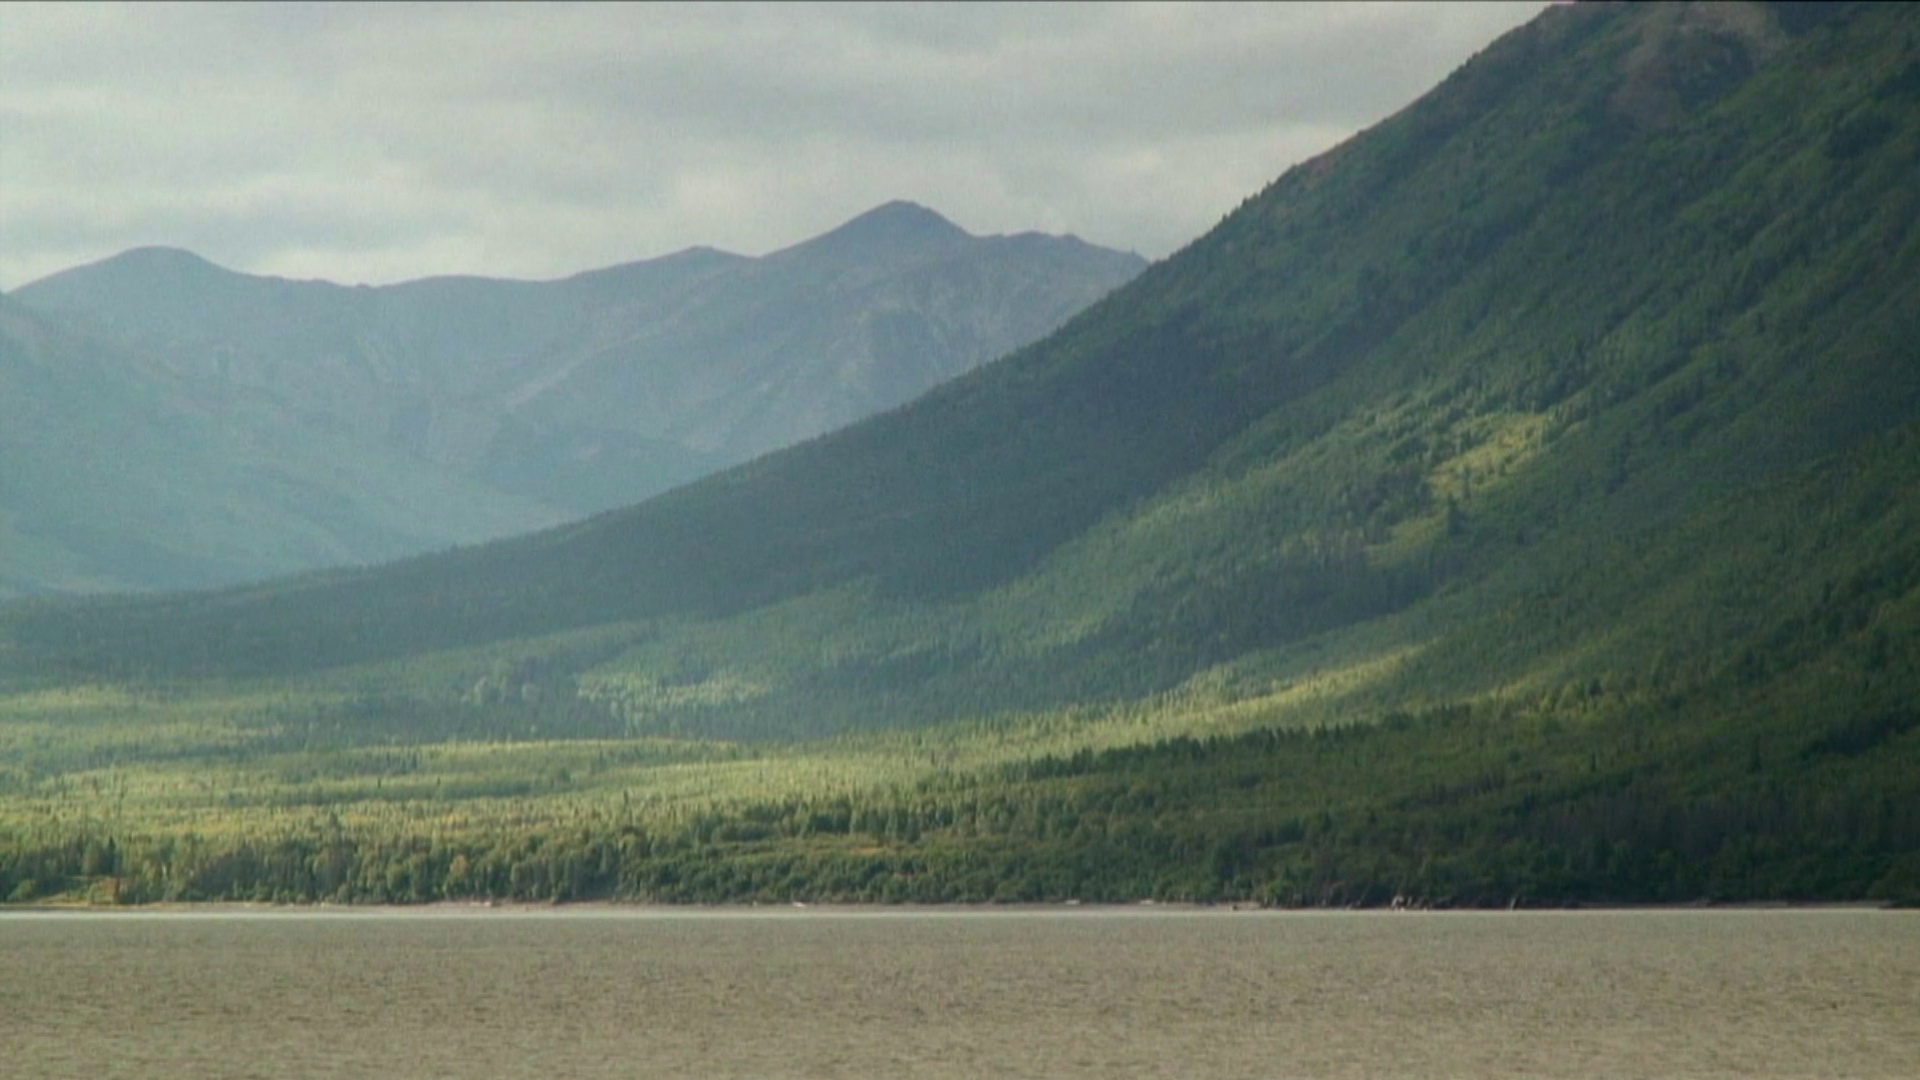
1, 907, 1913, 1079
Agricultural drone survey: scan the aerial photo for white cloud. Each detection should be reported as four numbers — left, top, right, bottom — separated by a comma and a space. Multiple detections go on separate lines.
0, 1, 1548, 290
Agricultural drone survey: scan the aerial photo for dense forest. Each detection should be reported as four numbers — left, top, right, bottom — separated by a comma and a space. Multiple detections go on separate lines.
3, 0, 1917, 906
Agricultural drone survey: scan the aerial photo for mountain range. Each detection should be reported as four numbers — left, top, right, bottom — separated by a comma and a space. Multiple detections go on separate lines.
1, 203, 1143, 595
1, 0, 1915, 906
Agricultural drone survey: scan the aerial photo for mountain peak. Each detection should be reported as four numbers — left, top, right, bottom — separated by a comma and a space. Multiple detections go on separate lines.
15, 246, 238, 303
112, 245, 220, 266
779, 201, 973, 262
84, 246, 238, 282
845, 200, 965, 233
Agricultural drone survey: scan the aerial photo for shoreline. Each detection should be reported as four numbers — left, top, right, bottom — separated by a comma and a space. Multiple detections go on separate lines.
0, 898, 1900, 916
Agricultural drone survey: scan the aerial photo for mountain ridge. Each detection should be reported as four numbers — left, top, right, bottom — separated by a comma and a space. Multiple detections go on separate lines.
12, 202, 1023, 296
3, 205, 1145, 595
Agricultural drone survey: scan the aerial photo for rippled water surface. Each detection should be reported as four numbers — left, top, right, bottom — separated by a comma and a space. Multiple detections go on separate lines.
2, 907, 1914, 1079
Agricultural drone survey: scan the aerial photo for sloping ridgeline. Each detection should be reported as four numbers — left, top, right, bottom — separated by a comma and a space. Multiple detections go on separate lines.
1, 1, 1917, 905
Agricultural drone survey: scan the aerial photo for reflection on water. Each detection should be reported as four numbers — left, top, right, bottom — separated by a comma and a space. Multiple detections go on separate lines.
1, 908, 1914, 1079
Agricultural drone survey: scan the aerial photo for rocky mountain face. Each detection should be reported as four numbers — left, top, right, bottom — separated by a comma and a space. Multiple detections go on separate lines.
2, 204, 1144, 594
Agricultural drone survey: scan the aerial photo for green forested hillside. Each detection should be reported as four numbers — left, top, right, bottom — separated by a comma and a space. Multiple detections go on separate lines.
2, 0, 1916, 906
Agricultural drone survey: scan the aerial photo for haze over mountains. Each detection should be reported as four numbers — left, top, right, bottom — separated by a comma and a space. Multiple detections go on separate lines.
1, 1, 1915, 906
1, 203, 1143, 596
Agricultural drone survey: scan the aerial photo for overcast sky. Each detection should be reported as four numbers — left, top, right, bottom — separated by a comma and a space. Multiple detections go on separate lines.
0, 2, 1549, 291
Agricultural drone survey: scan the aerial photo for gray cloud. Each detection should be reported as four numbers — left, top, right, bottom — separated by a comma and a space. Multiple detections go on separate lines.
0, 1, 1548, 290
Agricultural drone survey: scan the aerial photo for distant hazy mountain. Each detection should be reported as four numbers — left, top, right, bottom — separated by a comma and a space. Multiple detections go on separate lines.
0, 293, 564, 597
3, 204, 1144, 594
515, 202, 1151, 466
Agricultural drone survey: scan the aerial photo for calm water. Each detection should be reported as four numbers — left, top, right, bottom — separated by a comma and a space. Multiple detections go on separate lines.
1, 907, 1914, 1079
